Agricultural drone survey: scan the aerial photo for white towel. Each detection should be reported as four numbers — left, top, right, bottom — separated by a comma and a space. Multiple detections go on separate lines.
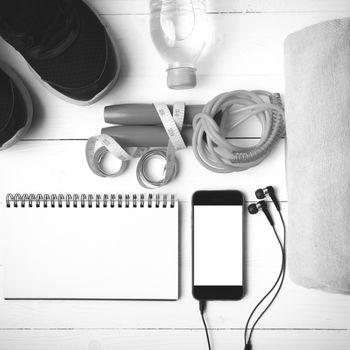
284, 18, 350, 294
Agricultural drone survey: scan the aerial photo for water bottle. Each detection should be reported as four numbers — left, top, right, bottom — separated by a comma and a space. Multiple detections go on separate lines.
150, 0, 207, 90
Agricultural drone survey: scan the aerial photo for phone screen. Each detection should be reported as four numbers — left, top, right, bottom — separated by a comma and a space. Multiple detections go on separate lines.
193, 204, 243, 287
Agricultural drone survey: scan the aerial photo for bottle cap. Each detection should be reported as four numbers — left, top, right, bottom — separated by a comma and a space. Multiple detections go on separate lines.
167, 67, 196, 90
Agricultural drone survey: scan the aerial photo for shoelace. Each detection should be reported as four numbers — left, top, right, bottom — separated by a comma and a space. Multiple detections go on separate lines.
0, 0, 76, 55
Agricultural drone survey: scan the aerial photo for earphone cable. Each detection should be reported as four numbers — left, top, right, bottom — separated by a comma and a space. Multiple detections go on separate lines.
244, 225, 284, 346
199, 300, 211, 350
244, 213, 286, 347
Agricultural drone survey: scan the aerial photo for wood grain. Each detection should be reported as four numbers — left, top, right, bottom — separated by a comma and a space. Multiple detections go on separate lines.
0, 329, 349, 350
0, 0, 349, 348
0, 140, 287, 201
90, 0, 350, 15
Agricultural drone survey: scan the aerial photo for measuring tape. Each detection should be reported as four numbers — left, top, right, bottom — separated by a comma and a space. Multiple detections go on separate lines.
86, 103, 186, 188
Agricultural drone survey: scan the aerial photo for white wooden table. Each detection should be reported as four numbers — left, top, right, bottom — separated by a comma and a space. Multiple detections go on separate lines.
0, 1, 349, 349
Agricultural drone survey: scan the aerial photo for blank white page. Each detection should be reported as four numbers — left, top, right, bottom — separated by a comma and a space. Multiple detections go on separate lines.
3, 198, 178, 300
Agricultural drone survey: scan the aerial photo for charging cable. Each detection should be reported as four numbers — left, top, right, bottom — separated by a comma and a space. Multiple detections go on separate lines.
192, 90, 285, 173
199, 300, 211, 350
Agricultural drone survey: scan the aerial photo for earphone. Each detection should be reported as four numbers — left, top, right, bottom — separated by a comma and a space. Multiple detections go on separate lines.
248, 200, 274, 226
255, 186, 280, 212
245, 185, 286, 350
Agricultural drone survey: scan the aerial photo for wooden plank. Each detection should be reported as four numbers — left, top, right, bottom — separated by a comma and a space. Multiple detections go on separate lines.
0, 140, 287, 202
0, 329, 348, 350
89, 0, 350, 15
101, 12, 350, 77
12, 75, 285, 140
0, 12, 346, 139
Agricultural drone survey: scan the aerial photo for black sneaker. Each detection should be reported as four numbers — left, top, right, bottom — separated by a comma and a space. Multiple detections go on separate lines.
0, 0, 119, 105
0, 61, 33, 151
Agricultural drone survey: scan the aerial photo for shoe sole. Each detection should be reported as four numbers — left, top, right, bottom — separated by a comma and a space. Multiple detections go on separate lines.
0, 60, 33, 151
26, 0, 120, 106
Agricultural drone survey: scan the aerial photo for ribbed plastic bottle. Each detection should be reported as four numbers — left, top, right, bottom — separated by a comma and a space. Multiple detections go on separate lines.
150, 0, 207, 90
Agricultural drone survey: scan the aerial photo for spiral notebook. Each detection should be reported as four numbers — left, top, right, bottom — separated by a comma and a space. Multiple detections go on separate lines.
2, 193, 178, 300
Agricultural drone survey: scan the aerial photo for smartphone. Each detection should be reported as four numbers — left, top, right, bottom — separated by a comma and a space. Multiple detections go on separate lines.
192, 190, 244, 300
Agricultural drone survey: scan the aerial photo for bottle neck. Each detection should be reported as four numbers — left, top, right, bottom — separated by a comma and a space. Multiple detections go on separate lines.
167, 66, 197, 90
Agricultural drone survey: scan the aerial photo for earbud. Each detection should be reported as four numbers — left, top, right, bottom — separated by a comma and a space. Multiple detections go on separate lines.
255, 186, 280, 211
248, 200, 274, 226
247, 203, 259, 215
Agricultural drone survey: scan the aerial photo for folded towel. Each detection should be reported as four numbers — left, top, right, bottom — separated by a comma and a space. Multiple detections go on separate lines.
284, 18, 350, 294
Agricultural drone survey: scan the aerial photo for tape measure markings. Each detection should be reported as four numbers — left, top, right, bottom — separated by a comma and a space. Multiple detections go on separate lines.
153, 103, 186, 150
85, 103, 186, 188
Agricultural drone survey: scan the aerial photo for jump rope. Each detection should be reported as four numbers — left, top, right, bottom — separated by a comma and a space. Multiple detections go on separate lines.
199, 186, 286, 350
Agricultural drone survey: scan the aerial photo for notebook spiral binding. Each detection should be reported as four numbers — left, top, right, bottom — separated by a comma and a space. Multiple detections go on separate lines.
6, 193, 175, 209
